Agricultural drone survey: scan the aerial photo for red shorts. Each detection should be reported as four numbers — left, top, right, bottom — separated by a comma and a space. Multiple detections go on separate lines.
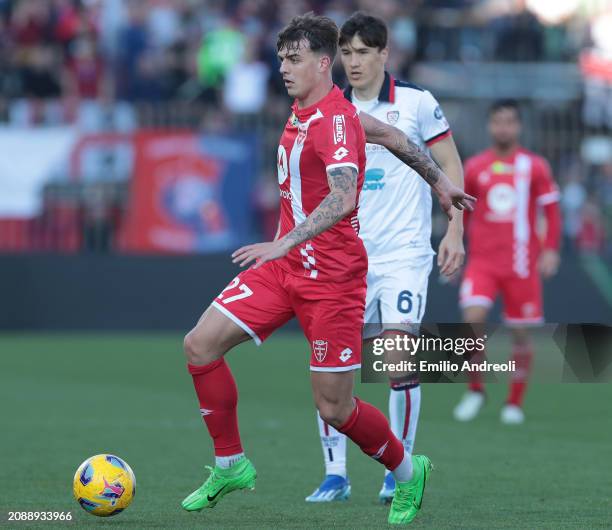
211, 260, 366, 372
459, 259, 543, 325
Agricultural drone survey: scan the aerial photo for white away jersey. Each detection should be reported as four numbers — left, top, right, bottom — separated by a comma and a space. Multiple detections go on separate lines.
344, 72, 451, 263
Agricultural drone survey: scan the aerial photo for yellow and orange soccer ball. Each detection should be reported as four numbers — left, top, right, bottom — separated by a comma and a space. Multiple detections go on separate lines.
73, 454, 136, 517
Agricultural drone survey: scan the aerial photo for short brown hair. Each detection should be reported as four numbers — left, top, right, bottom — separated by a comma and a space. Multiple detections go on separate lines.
277, 12, 338, 61
339, 12, 388, 50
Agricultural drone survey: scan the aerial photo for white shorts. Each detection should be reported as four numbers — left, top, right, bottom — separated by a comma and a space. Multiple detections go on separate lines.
363, 253, 434, 339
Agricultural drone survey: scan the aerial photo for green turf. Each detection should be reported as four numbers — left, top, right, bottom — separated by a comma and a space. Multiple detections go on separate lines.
1, 333, 611, 529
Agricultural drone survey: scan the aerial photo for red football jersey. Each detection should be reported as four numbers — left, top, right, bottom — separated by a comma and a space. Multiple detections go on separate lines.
464, 147, 560, 277
276, 85, 367, 282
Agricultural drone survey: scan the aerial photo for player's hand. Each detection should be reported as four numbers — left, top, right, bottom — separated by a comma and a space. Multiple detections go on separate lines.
433, 178, 476, 220
232, 239, 291, 269
538, 249, 560, 279
438, 229, 465, 277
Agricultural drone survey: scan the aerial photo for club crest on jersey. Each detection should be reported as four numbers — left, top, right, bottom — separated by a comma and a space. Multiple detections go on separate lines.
333, 115, 346, 144
387, 110, 399, 124
289, 112, 299, 127
487, 183, 516, 215
312, 340, 328, 362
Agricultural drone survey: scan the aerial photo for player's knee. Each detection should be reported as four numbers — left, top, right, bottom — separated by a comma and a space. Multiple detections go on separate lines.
183, 332, 198, 362
463, 306, 488, 323
183, 330, 217, 365
317, 405, 342, 428
317, 400, 352, 429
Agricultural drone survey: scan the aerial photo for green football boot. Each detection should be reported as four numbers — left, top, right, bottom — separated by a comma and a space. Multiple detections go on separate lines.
181, 457, 257, 511
388, 455, 433, 525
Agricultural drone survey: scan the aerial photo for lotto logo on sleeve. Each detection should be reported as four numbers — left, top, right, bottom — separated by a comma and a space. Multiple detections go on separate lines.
333, 147, 349, 161
333, 115, 346, 144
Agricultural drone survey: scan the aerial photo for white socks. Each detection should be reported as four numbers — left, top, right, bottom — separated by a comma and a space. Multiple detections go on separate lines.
316, 384, 421, 481
389, 384, 421, 455
391, 451, 414, 482
317, 411, 347, 478
215, 453, 245, 469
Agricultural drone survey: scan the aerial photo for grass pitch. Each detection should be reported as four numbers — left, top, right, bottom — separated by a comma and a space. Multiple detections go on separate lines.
1, 333, 611, 528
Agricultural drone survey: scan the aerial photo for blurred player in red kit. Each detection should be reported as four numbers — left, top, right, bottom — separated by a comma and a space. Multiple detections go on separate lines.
454, 99, 561, 425
180, 12, 474, 526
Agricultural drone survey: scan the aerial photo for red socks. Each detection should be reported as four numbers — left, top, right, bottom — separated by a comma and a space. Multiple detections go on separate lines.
468, 349, 486, 393
467, 341, 533, 406
507, 343, 533, 406
188, 359, 243, 456
338, 398, 404, 471
189, 361, 406, 473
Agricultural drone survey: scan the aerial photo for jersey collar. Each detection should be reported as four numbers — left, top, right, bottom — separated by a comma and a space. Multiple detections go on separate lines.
343, 71, 396, 104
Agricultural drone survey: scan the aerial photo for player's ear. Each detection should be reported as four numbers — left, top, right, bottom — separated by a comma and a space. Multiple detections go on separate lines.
319, 54, 332, 72
380, 47, 389, 63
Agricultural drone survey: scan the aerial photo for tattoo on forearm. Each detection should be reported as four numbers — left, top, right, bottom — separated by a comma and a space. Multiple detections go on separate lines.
283, 166, 357, 248
389, 134, 441, 187
365, 116, 441, 187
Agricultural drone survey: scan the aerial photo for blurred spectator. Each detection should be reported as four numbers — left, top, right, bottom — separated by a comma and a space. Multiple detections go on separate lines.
146, 0, 182, 50
9, 0, 54, 46
158, 42, 189, 100
197, 17, 245, 102
580, 10, 612, 130
491, 1, 544, 62
19, 45, 62, 99
62, 34, 106, 100
223, 39, 270, 114
126, 51, 165, 101
117, 0, 149, 101
53, 0, 98, 50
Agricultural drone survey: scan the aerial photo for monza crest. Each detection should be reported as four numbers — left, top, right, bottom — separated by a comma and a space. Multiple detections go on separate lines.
386, 111, 399, 124
312, 339, 328, 362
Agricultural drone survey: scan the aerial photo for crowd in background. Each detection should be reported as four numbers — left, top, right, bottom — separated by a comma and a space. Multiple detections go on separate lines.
0, 0, 601, 107
0, 0, 610, 257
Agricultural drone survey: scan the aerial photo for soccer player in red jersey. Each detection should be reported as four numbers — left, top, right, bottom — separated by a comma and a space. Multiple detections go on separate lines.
454, 99, 561, 425
181, 13, 474, 525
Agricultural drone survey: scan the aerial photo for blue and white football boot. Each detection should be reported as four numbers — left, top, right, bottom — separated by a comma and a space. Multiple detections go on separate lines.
379, 472, 395, 504
305, 475, 351, 502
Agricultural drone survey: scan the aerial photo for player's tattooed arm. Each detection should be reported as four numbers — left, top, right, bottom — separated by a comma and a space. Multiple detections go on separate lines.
359, 111, 441, 186
232, 166, 357, 269
282, 165, 358, 248
359, 112, 476, 220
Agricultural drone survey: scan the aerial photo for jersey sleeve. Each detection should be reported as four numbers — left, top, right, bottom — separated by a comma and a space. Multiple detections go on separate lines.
312, 112, 361, 172
534, 157, 561, 206
418, 90, 452, 147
